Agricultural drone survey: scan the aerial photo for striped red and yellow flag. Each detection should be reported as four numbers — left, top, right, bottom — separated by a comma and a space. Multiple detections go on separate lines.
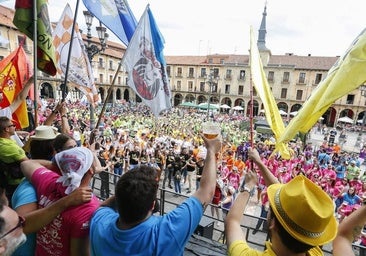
0, 46, 31, 128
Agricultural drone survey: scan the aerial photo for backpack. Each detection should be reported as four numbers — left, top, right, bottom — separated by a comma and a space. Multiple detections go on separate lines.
175, 170, 182, 180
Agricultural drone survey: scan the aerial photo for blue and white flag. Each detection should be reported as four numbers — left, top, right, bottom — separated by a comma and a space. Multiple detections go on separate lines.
123, 5, 171, 116
82, 0, 137, 46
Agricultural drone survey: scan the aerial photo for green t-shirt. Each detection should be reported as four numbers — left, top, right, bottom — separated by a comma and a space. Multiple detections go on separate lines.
0, 137, 26, 163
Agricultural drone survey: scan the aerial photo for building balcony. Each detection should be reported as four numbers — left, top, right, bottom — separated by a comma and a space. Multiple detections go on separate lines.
296, 79, 307, 85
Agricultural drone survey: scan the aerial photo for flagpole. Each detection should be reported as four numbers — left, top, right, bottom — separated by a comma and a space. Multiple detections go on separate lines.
249, 30, 255, 171
61, 0, 81, 101
92, 5, 149, 140
249, 62, 254, 148
94, 56, 124, 132
89, 55, 124, 144
33, 0, 38, 127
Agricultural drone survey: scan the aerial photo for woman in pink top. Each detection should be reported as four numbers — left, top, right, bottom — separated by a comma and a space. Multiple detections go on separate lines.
306, 163, 322, 181
225, 167, 241, 190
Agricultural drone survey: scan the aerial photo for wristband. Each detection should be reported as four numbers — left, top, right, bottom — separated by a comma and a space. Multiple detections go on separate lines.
239, 186, 252, 193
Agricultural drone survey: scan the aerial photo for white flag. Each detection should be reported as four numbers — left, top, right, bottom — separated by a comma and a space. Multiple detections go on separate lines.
123, 5, 171, 116
53, 4, 99, 104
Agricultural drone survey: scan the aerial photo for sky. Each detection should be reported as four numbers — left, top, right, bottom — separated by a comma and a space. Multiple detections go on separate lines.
1, 0, 366, 57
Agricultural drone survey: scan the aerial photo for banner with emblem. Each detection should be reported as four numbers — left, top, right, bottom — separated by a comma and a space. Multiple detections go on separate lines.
52, 4, 99, 105
123, 5, 171, 116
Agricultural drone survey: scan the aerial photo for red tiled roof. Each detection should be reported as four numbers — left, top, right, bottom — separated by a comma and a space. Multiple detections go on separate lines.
166, 54, 339, 71
269, 55, 339, 70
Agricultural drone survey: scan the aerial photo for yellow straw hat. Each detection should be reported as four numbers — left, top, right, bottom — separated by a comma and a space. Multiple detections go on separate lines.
267, 175, 337, 246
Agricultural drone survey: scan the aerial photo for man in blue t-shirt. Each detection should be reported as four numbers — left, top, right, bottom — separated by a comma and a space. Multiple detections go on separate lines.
90, 134, 222, 256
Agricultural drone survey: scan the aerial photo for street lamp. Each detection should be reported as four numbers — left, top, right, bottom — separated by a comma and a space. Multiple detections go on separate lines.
83, 10, 108, 130
205, 70, 219, 120
355, 84, 366, 147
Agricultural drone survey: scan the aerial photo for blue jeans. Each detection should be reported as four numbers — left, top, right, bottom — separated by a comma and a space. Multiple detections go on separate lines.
114, 167, 122, 184
255, 205, 268, 230
174, 178, 181, 194
163, 167, 173, 188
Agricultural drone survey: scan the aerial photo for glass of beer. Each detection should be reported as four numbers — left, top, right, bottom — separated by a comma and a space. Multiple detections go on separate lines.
202, 121, 221, 139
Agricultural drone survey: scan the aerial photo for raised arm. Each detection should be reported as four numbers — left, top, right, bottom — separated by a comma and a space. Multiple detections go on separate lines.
248, 147, 279, 186
43, 101, 61, 126
9, 75, 34, 113
225, 170, 258, 248
333, 204, 366, 256
193, 134, 222, 206
59, 102, 71, 135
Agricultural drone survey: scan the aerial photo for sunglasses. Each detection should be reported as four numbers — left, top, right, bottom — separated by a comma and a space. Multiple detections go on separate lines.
0, 215, 25, 240
7, 124, 16, 128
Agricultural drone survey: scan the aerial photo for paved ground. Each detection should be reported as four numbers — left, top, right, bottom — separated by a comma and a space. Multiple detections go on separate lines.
309, 128, 362, 153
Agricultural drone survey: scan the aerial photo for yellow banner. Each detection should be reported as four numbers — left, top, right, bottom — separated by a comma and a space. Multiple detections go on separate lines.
250, 27, 290, 159
279, 28, 366, 144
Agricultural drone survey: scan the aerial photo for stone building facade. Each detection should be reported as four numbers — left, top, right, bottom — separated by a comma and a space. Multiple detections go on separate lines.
0, 4, 364, 127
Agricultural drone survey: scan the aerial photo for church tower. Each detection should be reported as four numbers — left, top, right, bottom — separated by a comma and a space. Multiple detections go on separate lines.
257, 3, 271, 66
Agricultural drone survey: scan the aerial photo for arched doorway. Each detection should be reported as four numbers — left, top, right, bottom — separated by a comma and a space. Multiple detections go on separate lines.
197, 95, 207, 104
40, 82, 54, 99
123, 89, 130, 102
290, 104, 301, 112
185, 94, 195, 103
277, 102, 289, 112
221, 97, 232, 107
246, 100, 259, 116
99, 87, 106, 102
174, 93, 183, 106
116, 88, 122, 101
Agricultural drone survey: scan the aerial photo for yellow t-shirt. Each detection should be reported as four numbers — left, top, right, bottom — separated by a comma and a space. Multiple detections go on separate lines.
228, 240, 323, 256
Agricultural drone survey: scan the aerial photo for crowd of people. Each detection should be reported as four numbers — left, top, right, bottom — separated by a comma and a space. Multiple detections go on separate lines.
2, 79, 366, 255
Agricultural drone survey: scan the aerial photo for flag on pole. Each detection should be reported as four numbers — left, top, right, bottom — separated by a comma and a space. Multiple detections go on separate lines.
250, 27, 290, 159
278, 28, 366, 145
82, 0, 137, 46
13, 0, 57, 76
0, 46, 31, 128
123, 5, 171, 116
53, 4, 99, 105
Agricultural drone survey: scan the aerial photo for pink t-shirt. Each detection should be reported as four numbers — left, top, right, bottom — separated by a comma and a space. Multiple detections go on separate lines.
322, 168, 336, 181
31, 167, 100, 256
